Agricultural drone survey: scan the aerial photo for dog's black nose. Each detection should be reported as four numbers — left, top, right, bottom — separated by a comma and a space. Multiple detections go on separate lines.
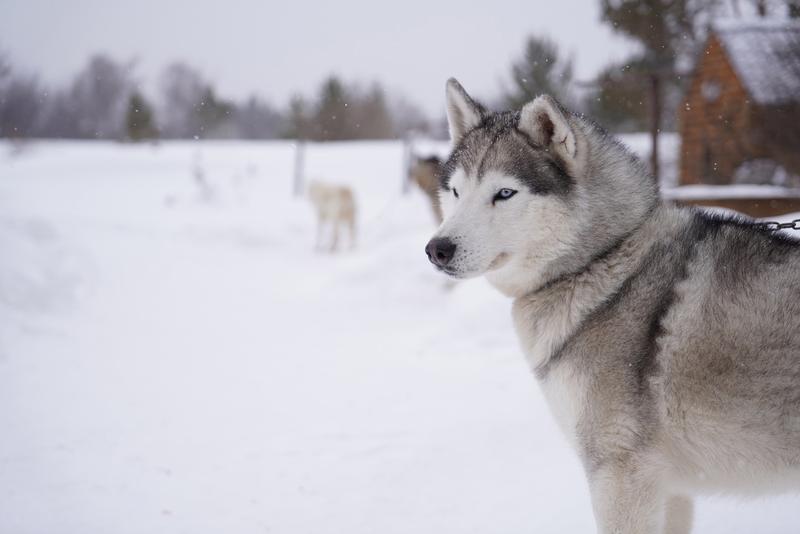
425, 237, 456, 268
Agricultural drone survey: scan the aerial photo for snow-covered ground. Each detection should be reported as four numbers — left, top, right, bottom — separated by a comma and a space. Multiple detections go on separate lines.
1, 138, 798, 534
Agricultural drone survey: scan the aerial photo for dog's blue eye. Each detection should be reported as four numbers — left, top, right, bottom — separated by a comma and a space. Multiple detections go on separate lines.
453, 188, 459, 199
493, 188, 517, 203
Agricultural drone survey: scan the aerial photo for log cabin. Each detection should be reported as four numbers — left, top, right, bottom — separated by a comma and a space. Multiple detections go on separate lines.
676, 20, 800, 217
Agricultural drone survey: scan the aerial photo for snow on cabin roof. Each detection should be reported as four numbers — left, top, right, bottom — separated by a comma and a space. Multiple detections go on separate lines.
712, 19, 800, 105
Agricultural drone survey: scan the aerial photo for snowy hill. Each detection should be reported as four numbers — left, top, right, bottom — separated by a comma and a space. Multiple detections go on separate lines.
1, 139, 798, 533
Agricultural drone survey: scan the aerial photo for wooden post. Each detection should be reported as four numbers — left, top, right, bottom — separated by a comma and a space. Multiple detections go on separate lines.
650, 73, 661, 185
402, 136, 413, 195
293, 140, 305, 197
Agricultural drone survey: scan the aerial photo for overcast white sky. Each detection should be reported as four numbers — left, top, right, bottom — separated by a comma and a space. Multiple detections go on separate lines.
0, 0, 638, 116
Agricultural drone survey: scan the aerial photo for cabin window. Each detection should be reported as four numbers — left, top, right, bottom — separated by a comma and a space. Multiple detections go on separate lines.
701, 80, 721, 102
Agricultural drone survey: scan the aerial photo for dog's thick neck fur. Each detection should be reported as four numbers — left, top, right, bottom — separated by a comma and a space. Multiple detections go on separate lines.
511, 202, 688, 372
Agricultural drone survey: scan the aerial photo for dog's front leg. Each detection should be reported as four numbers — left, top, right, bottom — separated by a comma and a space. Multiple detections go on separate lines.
588, 461, 665, 534
330, 220, 340, 253
347, 217, 356, 250
314, 217, 324, 251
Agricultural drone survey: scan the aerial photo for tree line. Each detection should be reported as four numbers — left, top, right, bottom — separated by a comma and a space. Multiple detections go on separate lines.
3, 0, 797, 143
0, 54, 435, 141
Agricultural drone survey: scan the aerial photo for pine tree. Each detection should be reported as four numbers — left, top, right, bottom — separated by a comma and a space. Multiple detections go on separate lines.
71, 55, 134, 139
193, 87, 232, 138
584, 60, 650, 133
504, 36, 573, 110
314, 76, 352, 141
284, 95, 311, 139
125, 91, 157, 141
355, 83, 394, 139
599, 0, 710, 180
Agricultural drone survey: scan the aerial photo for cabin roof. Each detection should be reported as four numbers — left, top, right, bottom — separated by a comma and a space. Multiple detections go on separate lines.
712, 19, 800, 105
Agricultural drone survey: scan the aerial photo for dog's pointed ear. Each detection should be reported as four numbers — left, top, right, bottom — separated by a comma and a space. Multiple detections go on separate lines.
445, 78, 484, 144
518, 95, 577, 163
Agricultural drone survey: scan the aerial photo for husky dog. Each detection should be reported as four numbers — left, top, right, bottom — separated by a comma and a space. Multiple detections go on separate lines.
308, 180, 356, 252
425, 79, 800, 534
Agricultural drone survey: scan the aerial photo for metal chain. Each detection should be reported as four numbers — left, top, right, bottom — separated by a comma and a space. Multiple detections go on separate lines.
756, 219, 800, 232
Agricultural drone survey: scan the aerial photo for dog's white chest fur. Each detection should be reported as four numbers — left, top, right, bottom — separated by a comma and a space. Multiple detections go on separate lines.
510, 261, 635, 446
512, 294, 588, 445
537, 358, 587, 447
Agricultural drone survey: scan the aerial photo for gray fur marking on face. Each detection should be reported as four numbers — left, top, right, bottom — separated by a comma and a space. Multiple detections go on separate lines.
439, 110, 573, 196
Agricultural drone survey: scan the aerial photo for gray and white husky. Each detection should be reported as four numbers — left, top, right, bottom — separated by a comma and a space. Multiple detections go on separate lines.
425, 78, 800, 534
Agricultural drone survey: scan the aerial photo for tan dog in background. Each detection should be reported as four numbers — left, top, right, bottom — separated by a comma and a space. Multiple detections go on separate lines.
410, 156, 443, 224
307, 180, 356, 252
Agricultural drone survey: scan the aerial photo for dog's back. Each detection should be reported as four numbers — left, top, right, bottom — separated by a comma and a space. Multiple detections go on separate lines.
308, 181, 356, 223
658, 214, 800, 490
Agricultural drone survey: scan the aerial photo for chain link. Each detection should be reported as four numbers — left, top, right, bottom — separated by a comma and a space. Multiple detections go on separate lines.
756, 219, 800, 232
